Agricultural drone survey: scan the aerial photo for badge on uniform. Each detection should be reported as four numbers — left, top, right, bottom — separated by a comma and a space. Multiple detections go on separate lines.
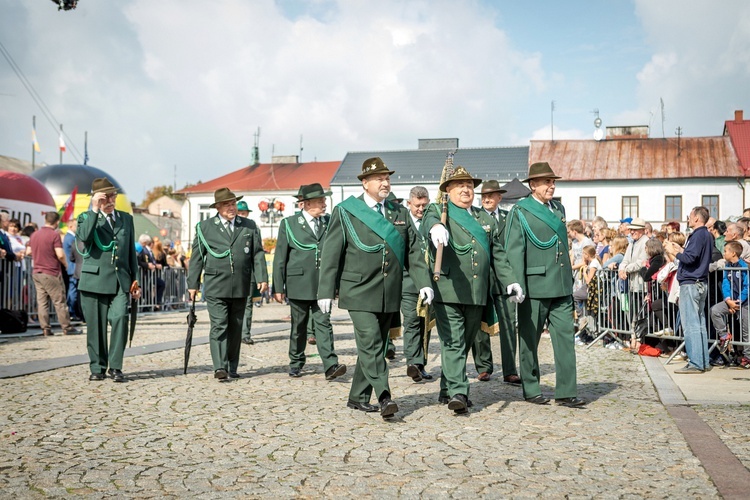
393, 220, 405, 226
244, 247, 249, 254
482, 224, 491, 232
297, 216, 304, 225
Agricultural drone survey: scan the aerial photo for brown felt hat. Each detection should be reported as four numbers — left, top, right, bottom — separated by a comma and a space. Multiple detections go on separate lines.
91, 177, 118, 195
209, 187, 243, 208
522, 162, 562, 183
479, 180, 507, 195
357, 157, 395, 181
439, 166, 482, 192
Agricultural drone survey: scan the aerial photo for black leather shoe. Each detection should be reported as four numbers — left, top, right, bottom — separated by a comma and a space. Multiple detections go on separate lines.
346, 400, 379, 412
555, 397, 587, 408
89, 373, 105, 381
325, 364, 346, 380
525, 395, 550, 405
418, 365, 433, 380
108, 369, 125, 382
228, 372, 240, 379
448, 394, 468, 414
406, 364, 423, 382
307, 336, 316, 345
385, 348, 396, 360
214, 369, 228, 380
379, 398, 398, 418
289, 368, 302, 378
503, 374, 522, 386
438, 395, 449, 404
242, 338, 254, 345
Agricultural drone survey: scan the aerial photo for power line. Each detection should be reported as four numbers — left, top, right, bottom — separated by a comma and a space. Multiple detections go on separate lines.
0, 38, 82, 163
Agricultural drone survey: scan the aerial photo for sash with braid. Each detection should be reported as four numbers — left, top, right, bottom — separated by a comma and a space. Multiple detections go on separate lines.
511, 197, 567, 247
446, 203, 499, 335
338, 196, 405, 270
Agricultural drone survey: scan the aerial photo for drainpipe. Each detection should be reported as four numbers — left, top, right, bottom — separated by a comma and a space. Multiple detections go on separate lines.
738, 178, 746, 214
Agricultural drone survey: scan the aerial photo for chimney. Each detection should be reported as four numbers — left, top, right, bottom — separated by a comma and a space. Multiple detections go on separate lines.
736, 110, 744, 122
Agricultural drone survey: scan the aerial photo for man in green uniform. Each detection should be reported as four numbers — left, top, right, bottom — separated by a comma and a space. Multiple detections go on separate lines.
273, 183, 346, 380
504, 162, 587, 407
187, 188, 268, 381
473, 180, 521, 385
318, 158, 432, 420
401, 186, 434, 382
236, 200, 259, 346
423, 167, 523, 414
77, 178, 141, 382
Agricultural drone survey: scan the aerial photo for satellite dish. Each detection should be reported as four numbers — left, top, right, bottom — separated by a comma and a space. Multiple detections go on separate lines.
593, 128, 604, 141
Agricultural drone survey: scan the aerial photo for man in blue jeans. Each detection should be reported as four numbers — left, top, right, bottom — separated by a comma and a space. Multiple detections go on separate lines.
665, 206, 714, 373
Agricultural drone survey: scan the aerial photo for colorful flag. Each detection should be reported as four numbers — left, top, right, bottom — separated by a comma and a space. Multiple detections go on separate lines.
58, 186, 78, 227
59, 134, 66, 152
32, 129, 41, 153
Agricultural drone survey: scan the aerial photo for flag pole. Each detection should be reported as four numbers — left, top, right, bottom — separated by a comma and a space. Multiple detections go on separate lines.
84, 131, 88, 165
59, 124, 64, 163
32, 115, 36, 170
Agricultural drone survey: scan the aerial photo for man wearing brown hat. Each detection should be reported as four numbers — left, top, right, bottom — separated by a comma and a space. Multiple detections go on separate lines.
273, 183, 346, 381
236, 200, 260, 346
422, 167, 523, 414
474, 180, 522, 386
76, 177, 141, 382
318, 157, 432, 420
505, 162, 586, 407
187, 188, 268, 380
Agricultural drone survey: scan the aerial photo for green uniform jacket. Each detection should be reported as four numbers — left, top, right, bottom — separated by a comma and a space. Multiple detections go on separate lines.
422, 202, 516, 305
402, 215, 426, 295
187, 215, 268, 298
76, 209, 138, 295
505, 197, 572, 299
318, 195, 429, 313
273, 212, 330, 301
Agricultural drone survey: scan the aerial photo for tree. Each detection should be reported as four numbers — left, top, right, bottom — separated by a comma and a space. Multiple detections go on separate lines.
140, 182, 198, 207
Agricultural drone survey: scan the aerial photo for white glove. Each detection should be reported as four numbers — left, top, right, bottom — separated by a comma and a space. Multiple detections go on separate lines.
418, 287, 434, 305
507, 283, 525, 304
430, 224, 449, 248
317, 298, 332, 314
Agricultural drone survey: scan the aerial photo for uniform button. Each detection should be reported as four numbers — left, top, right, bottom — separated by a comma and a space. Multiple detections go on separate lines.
384, 261, 389, 266
385, 250, 389, 255
384, 272, 388, 277
472, 239, 475, 243
474, 251, 478, 254
473, 274, 478, 279
474, 262, 478, 266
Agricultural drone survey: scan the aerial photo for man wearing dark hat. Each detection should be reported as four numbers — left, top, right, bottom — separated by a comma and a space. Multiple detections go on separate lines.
473, 180, 522, 385
273, 183, 346, 381
236, 200, 259, 346
505, 162, 586, 407
187, 188, 268, 380
383, 192, 404, 360
422, 167, 523, 414
76, 177, 141, 382
318, 157, 432, 420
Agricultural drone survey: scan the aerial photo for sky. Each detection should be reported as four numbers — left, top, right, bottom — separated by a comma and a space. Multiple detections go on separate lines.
1, 0, 749, 203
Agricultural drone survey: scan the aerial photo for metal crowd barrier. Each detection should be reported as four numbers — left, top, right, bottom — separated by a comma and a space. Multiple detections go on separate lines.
578, 266, 749, 365
0, 258, 190, 329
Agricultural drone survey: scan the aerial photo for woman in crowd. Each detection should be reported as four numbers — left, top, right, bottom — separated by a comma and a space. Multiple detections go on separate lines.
603, 236, 629, 270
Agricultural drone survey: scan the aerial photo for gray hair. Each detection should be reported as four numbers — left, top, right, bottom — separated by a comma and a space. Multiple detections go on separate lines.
138, 234, 152, 245
409, 186, 429, 200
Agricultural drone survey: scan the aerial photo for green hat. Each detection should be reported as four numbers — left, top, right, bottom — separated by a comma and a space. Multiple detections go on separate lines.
209, 187, 243, 208
439, 166, 482, 192
236, 200, 252, 212
91, 177, 118, 195
357, 157, 395, 181
386, 192, 403, 203
522, 162, 562, 183
479, 180, 506, 195
296, 183, 332, 201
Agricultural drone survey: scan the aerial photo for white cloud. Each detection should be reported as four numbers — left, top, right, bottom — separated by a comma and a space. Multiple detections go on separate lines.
529, 126, 588, 141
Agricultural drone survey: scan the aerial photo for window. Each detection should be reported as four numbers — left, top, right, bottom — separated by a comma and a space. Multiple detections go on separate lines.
622, 196, 638, 219
702, 195, 719, 219
580, 197, 596, 221
665, 196, 682, 221
198, 204, 212, 222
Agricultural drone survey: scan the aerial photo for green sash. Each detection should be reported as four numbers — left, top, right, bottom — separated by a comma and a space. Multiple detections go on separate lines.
338, 196, 405, 269
446, 202, 490, 260
515, 197, 567, 244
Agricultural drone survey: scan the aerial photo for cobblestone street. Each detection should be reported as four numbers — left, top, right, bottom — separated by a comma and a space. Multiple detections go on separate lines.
1, 302, 747, 497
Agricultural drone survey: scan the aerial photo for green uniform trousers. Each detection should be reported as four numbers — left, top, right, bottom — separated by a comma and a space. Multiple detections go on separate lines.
518, 295, 578, 400
401, 290, 427, 366
433, 302, 483, 399
205, 296, 245, 373
288, 299, 338, 371
241, 293, 254, 342
348, 310, 395, 403
81, 289, 129, 374
470, 330, 494, 374
494, 295, 518, 378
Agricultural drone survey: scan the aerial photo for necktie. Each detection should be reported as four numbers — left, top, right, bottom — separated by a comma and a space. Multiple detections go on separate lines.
225, 220, 233, 233
375, 203, 383, 216
106, 213, 114, 229
313, 217, 321, 235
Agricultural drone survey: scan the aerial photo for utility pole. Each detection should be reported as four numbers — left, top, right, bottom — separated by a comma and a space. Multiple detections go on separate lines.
551, 101, 555, 142
675, 127, 683, 156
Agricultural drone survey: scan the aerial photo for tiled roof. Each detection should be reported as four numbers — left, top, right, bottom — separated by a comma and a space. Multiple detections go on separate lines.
331, 146, 530, 185
529, 137, 743, 181
177, 161, 340, 194
724, 117, 750, 176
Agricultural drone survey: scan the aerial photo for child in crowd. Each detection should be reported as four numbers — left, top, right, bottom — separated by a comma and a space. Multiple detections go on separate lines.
710, 241, 750, 365
603, 236, 628, 270
574, 245, 601, 343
